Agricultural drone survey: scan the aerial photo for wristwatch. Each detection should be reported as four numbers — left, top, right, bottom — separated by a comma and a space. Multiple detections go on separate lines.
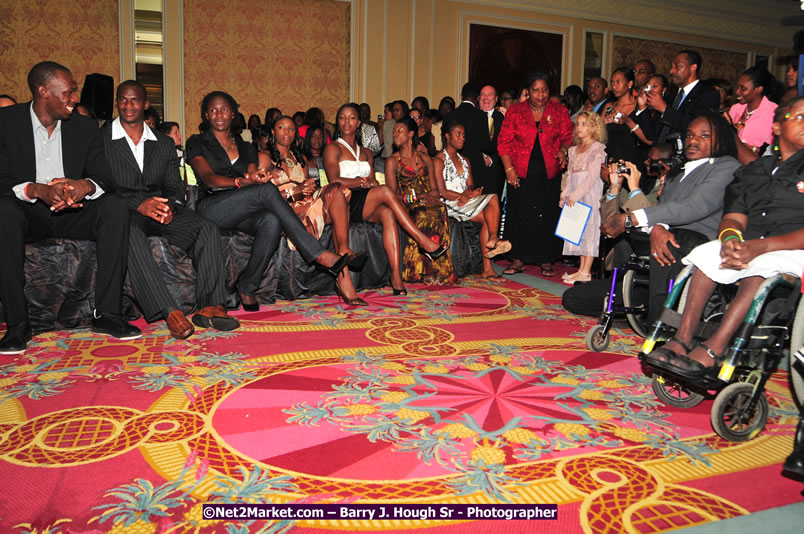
624, 212, 633, 233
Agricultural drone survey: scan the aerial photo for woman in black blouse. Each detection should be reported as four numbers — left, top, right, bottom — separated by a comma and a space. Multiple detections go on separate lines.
646, 98, 804, 376
186, 91, 353, 311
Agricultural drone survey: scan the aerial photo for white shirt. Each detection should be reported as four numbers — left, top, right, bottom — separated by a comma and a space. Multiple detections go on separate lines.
667, 79, 700, 112
479, 107, 495, 165
632, 157, 710, 230
111, 117, 157, 172
14, 104, 104, 202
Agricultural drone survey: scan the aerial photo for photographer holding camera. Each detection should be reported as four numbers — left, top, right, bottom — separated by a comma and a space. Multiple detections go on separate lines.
600, 143, 673, 223
562, 112, 740, 324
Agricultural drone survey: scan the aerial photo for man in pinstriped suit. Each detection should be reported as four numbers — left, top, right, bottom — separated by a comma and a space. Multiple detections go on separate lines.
103, 80, 238, 339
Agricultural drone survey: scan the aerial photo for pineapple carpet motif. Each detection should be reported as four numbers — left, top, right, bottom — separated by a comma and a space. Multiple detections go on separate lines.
0, 278, 800, 533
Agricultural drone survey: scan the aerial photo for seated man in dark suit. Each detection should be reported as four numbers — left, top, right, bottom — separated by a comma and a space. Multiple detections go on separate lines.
103, 80, 238, 339
562, 112, 741, 325
0, 61, 141, 354
647, 49, 720, 143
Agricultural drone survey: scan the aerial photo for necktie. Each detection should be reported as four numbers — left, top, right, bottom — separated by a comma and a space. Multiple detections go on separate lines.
672, 89, 685, 110
488, 115, 494, 137
658, 89, 685, 143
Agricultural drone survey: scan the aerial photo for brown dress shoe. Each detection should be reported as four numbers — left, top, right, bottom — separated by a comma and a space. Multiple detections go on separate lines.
166, 310, 194, 339
192, 305, 240, 331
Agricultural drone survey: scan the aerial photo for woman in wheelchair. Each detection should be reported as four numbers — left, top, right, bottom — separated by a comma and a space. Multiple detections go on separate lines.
646, 97, 804, 378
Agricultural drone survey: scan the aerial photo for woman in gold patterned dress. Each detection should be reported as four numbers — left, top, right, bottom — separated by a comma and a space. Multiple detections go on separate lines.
258, 116, 367, 306
385, 117, 455, 284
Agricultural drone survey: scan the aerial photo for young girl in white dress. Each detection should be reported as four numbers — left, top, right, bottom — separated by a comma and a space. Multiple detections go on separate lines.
559, 111, 607, 284
434, 119, 511, 280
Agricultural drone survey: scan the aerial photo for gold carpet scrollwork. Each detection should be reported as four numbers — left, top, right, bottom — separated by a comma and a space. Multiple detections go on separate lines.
0, 406, 206, 466
365, 317, 457, 357
558, 455, 746, 534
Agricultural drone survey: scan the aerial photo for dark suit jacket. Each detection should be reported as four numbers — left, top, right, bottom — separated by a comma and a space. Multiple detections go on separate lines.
659, 81, 720, 141
0, 101, 113, 196
643, 156, 740, 239
592, 98, 610, 115
101, 123, 185, 212
445, 102, 495, 187
482, 109, 506, 195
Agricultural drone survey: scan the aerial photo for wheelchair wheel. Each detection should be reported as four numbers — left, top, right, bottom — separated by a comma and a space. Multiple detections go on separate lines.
585, 325, 610, 352
623, 269, 650, 338
789, 297, 804, 410
711, 382, 769, 442
651, 374, 705, 408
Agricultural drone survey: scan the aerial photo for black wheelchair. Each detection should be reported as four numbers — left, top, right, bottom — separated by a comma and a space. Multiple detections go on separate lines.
638, 265, 802, 442
585, 254, 651, 351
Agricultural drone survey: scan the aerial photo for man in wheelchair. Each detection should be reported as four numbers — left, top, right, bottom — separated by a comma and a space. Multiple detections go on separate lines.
645, 97, 804, 378
563, 113, 741, 326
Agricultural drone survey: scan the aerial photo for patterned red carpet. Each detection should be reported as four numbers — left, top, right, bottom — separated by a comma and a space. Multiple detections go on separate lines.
0, 278, 800, 533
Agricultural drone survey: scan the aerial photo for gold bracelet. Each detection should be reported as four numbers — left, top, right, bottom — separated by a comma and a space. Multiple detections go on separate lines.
718, 227, 743, 242
505, 167, 514, 173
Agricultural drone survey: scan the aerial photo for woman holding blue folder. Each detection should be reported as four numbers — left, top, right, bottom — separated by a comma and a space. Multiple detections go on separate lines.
498, 71, 573, 277
559, 111, 607, 284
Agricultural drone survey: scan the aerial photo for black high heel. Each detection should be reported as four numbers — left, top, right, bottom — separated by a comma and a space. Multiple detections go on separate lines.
334, 282, 369, 307
347, 250, 368, 270
317, 253, 349, 277
392, 287, 408, 296
421, 243, 448, 261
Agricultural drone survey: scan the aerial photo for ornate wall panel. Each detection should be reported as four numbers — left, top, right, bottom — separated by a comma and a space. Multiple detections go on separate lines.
0, 0, 119, 104
183, 0, 350, 134
612, 36, 748, 86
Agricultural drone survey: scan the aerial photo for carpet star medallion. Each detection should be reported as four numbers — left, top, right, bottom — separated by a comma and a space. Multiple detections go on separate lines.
0, 282, 799, 533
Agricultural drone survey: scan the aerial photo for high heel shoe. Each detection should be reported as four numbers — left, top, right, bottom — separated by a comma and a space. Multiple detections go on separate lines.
239, 292, 259, 312
392, 287, 408, 296
421, 243, 448, 261
347, 250, 368, 270
317, 253, 349, 277
334, 282, 369, 307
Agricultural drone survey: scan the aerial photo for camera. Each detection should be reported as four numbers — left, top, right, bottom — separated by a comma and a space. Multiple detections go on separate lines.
648, 158, 669, 174
617, 162, 631, 175
666, 133, 686, 169
644, 84, 652, 92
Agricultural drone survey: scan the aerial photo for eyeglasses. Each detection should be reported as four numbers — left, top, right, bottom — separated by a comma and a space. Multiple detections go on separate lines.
500, 96, 514, 101
784, 112, 804, 122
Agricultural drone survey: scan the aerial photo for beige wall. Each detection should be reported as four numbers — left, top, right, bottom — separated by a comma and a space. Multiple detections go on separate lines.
350, 0, 792, 114
0, 0, 120, 104
183, 0, 351, 135
1, 0, 795, 132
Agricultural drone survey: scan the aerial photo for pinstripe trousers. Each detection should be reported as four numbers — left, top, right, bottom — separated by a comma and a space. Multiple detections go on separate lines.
127, 208, 227, 321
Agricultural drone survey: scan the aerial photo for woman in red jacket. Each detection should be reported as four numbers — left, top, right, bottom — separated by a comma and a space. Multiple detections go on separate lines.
498, 71, 572, 276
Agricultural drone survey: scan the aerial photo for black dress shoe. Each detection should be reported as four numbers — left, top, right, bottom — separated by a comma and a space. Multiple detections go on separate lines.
783, 418, 804, 477
238, 292, 260, 312
0, 322, 33, 355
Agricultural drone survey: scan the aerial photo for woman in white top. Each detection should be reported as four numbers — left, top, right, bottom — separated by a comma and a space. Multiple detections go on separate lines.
324, 103, 447, 295
434, 119, 510, 280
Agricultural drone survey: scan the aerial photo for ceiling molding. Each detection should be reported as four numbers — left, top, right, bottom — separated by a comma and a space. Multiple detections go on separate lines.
456, 0, 799, 49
